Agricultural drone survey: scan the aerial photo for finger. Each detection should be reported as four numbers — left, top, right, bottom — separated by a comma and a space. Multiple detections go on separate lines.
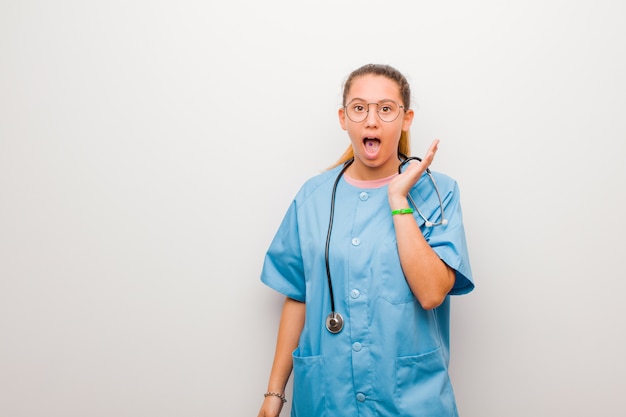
425, 138, 440, 155
420, 139, 440, 168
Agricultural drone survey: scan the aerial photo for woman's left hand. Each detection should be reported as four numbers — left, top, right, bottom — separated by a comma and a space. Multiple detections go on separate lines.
388, 139, 440, 206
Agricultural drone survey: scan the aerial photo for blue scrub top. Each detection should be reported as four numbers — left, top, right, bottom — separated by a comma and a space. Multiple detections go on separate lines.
261, 164, 474, 417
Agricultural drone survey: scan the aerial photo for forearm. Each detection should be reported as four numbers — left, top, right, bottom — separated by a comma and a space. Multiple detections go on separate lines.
266, 297, 306, 393
390, 196, 455, 310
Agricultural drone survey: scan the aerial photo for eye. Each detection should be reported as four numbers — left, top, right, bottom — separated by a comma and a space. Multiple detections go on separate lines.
352, 103, 366, 113
379, 101, 396, 114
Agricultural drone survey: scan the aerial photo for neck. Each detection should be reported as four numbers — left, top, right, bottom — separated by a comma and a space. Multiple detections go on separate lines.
346, 159, 398, 181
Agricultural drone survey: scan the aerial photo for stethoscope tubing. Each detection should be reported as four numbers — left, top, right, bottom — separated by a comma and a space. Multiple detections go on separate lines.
324, 154, 447, 334
324, 158, 353, 333
398, 154, 447, 227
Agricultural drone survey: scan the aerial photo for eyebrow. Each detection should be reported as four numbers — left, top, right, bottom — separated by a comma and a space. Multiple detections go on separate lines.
347, 98, 397, 103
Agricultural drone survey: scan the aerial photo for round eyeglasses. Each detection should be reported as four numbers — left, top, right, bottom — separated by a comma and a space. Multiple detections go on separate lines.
344, 99, 405, 123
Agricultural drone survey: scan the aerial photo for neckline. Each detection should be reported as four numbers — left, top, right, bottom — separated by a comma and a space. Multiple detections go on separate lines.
343, 172, 397, 189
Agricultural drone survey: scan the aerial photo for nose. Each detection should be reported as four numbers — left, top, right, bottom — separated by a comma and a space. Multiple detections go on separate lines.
364, 103, 379, 127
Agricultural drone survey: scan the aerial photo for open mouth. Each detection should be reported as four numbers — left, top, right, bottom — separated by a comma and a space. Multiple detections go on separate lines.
363, 137, 381, 156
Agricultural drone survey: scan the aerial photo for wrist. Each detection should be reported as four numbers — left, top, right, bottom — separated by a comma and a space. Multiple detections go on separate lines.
391, 208, 414, 216
388, 195, 409, 210
264, 391, 287, 403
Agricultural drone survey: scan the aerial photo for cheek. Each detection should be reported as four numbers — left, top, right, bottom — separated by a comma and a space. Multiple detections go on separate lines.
347, 131, 362, 145
387, 125, 404, 141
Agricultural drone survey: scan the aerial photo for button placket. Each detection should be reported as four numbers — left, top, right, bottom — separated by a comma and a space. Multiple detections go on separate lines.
348, 188, 377, 410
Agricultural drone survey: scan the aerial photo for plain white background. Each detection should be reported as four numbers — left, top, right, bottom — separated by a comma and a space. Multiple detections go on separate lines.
1, 1, 625, 416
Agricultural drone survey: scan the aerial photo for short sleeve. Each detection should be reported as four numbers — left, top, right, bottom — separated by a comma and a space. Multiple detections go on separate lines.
260, 201, 306, 301
423, 180, 474, 296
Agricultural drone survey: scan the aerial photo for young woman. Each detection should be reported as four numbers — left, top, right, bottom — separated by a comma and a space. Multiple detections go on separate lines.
257, 64, 474, 417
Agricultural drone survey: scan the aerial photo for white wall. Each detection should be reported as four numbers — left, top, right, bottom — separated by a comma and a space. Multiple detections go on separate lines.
1, 1, 625, 416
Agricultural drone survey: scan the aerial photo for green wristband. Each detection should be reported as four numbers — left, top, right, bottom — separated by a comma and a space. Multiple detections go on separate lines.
391, 208, 414, 215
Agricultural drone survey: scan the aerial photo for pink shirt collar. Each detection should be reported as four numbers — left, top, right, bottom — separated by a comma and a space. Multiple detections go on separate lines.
343, 172, 397, 189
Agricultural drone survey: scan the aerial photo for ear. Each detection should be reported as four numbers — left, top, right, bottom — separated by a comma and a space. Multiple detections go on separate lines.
402, 108, 415, 131
338, 107, 347, 131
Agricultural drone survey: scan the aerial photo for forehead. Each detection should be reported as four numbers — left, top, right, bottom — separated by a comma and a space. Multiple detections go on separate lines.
346, 74, 402, 102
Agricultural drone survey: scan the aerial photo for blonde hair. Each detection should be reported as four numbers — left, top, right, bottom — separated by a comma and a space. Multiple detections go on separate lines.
330, 64, 412, 169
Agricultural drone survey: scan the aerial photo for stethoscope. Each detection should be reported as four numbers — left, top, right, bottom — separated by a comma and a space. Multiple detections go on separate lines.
324, 154, 448, 334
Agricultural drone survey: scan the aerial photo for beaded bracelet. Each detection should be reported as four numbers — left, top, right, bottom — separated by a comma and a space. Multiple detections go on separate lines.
391, 208, 414, 215
264, 391, 287, 403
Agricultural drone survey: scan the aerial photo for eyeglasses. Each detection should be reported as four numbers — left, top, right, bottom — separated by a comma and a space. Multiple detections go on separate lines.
344, 99, 405, 123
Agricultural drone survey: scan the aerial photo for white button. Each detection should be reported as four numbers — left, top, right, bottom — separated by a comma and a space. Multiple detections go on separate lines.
359, 192, 369, 201
352, 342, 362, 352
350, 289, 360, 299
351, 237, 360, 246
356, 393, 366, 402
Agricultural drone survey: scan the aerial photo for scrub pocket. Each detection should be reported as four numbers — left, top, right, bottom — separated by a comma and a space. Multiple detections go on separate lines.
378, 238, 415, 304
292, 348, 326, 417
394, 347, 458, 417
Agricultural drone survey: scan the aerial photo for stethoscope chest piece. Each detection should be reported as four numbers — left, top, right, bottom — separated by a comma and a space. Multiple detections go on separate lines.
326, 312, 344, 334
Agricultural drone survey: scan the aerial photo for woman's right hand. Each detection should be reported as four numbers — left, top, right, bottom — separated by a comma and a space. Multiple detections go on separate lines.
257, 395, 285, 417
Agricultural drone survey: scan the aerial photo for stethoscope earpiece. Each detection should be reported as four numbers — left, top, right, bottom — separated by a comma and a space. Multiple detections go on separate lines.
398, 153, 447, 228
